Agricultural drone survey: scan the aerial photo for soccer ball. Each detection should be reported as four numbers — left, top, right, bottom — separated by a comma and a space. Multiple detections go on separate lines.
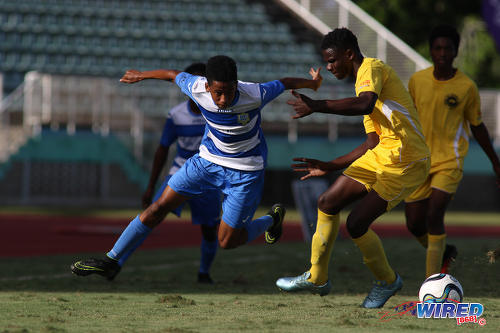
418, 273, 463, 303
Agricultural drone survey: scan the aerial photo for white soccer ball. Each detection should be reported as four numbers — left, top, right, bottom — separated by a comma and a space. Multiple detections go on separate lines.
418, 273, 463, 303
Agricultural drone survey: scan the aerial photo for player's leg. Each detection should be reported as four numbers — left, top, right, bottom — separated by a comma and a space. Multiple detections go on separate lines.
216, 168, 284, 249
116, 176, 185, 268
355, 158, 430, 307
107, 186, 187, 261
190, 190, 222, 284
404, 173, 432, 248
276, 175, 367, 295
220, 203, 285, 248
70, 156, 208, 279
347, 191, 403, 308
405, 194, 457, 276
425, 188, 452, 277
348, 194, 397, 286
217, 222, 247, 249
70, 186, 189, 279
405, 199, 429, 248
309, 175, 367, 284
198, 224, 218, 283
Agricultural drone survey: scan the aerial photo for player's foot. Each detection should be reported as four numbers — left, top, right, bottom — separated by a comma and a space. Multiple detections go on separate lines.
276, 271, 331, 296
361, 273, 403, 308
265, 203, 286, 244
440, 244, 458, 274
197, 272, 214, 284
71, 257, 121, 281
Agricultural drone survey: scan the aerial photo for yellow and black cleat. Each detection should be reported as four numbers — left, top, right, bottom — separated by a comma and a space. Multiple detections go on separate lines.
264, 203, 286, 244
71, 257, 121, 281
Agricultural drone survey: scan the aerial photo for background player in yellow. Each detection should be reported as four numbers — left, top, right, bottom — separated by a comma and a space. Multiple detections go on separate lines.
276, 28, 430, 308
404, 25, 500, 278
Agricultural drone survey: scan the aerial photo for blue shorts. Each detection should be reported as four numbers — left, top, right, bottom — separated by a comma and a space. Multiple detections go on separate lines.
168, 154, 265, 228
154, 174, 222, 227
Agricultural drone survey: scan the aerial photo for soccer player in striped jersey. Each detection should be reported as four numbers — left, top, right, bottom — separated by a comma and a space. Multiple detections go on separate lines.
404, 25, 500, 278
110, 63, 222, 284
70, 55, 322, 280
276, 28, 430, 308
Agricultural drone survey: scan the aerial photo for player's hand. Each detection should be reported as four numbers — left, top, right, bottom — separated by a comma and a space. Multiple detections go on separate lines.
292, 157, 331, 180
120, 70, 144, 84
141, 188, 154, 208
309, 67, 322, 91
288, 90, 317, 119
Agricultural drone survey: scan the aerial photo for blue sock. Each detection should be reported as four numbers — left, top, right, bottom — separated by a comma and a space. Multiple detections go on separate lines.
245, 215, 273, 243
107, 215, 152, 264
117, 234, 147, 266
199, 238, 218, 274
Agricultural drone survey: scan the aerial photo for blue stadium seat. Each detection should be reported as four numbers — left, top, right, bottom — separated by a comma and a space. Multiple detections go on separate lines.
0, 0, 324, 92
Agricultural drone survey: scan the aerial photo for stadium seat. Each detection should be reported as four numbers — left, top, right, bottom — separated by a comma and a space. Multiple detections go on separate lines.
0, 0, 328, 97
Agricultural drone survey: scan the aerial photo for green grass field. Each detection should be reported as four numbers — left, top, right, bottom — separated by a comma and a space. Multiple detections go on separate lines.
1, 237, 499, 332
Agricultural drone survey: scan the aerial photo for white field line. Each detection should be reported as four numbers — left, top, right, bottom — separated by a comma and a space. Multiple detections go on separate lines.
0, 255, 279, 282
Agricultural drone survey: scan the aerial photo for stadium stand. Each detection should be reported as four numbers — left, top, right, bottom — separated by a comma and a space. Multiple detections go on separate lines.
0, 0, 330, 87
0, 0, 498, 209
0, 130, 148, 206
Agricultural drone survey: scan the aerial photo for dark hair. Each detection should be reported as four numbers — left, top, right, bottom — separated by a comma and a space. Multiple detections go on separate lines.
184, 62, 206, 76
206, 55, 237, 83
321, 28, 361, 55
429, 25, 460, 51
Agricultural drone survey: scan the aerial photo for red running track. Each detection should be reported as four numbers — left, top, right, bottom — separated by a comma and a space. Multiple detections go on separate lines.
1, 214, 499, 257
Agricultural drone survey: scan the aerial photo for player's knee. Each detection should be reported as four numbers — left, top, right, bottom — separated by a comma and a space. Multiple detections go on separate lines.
202, 225, 218, 242
317, 192, 338, 214
406, 218, 423, 236
140, 202, 168, 228
218, 236, 236, 249
405, 214, 417, 230
345, 216, 367, 239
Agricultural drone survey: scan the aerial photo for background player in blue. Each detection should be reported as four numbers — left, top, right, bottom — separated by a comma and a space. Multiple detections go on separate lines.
70, 55, 322, 280
113, 63, 222, 284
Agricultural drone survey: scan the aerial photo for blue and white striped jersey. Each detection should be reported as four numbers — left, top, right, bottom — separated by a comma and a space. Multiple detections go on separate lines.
175, 72, 285, 171
160, 100, 206, 175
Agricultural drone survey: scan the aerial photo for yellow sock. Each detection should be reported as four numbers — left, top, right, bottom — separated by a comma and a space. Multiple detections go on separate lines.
426, 234, 446, 277
308, 210, 340, 285
352, 229, 396, 285
416, 233, 428, 248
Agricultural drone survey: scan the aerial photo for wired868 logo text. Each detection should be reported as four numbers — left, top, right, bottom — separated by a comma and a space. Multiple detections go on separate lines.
379, 300, 486, 326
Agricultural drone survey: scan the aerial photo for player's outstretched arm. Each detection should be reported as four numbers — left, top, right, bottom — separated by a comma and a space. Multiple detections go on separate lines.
292, 132, 379, 180
288, 91, 377, 119
470, 123, 500, 187
120, 69, 182, 84
279, 67, 323, 91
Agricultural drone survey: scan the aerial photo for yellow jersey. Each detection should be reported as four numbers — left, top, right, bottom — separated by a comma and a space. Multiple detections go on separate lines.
408, 67, 481, 171
355, 58, 429, 165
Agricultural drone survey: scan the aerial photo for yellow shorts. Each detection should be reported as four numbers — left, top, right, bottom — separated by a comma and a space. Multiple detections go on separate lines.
343, 149, 430, 211
405, 168, 463, 202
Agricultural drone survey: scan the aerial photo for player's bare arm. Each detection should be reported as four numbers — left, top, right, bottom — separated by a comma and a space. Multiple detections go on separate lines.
279, 67, 323, 91
288, 91, 377, 119
470, 123, 500, 187
292, 132, 379, 180
120, 69, 182, 83
142, 145, 170, 208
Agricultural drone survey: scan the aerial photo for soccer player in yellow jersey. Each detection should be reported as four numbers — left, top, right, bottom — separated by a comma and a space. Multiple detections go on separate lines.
275, 28, 430, 308
404, 25, 500, 278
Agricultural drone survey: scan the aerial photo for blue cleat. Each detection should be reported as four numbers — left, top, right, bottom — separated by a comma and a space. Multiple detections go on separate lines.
276, 271, 331, 296
361, 273, 403, 308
